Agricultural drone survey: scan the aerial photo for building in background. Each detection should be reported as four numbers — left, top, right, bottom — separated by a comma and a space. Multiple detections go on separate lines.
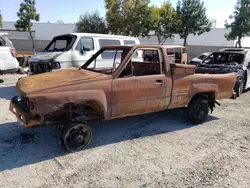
2, 21, 234, 46
0, 29, 35, 40
2, 21, 76, 40
0, 21, 244, 57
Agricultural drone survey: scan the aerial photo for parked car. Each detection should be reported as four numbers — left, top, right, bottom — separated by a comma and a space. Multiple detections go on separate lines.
0, 33, 19, 74
28, 33, 142, 74
188, 52, 212, 66
9, 44, 237, 152
195, 49, 250, 97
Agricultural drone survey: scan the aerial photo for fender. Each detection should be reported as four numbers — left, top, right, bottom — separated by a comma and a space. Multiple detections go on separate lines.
190, 83, 219, 98
186, 83, 219, 106
29, 90, 108, 118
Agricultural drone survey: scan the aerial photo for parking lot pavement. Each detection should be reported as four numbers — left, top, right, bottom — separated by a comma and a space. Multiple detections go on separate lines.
0, 74, 26, 86
0, 74, 250, 188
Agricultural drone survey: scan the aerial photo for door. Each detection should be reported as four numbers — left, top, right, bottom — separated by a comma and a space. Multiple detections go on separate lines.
71, 37, 95, 67
111, 48, 171, 118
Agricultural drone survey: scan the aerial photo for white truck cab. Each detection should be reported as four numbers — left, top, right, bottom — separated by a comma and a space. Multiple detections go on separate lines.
28, 33, 142, 74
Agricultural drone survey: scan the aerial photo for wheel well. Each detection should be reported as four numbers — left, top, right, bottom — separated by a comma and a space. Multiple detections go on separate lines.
45, 101, 105, 122
190, 92, 215, 103
189, 92, 215, 112
85, 101, 105, 119
236, 72, 247, 89
70, 101, 105, 120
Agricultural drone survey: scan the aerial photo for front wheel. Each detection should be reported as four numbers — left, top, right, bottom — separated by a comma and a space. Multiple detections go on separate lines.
235, 79, 244, 97
61, 122, 92, 152
187, 97, 209, 124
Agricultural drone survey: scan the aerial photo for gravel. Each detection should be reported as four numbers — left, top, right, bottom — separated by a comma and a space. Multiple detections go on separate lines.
0, 74, 250, 188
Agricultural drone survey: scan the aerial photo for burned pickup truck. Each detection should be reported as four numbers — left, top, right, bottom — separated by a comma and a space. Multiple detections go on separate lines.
195, 49, 250, 97
9, 44, 237, 152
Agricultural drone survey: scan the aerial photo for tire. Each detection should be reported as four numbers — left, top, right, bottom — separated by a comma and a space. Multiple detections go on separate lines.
61, 122, 92, 152
235, 79, 244, 97
187, 96, 209, 124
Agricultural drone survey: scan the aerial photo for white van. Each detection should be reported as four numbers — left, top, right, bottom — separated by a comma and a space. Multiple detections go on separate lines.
0, 33, 19, 73
28, 33, 141, 74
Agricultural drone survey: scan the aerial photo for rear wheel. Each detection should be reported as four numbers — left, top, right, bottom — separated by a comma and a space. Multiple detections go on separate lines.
61, 122, 92, 152
187, 96, 209, 124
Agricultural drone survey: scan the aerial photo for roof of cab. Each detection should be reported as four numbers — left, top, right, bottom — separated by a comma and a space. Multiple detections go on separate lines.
0, 33, 8, 36
135, 44, 185, 48
163, 44, 186, 48
101, 44, 185, 49
54, 33, 138, 39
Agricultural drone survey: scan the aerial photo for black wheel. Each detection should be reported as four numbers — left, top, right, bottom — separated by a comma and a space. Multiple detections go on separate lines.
187, 96, 209, 124
235, 79, 244, 97
61, 122, 92, 152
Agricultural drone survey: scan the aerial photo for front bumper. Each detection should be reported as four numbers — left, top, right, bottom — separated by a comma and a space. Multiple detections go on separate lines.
29, 61, 61, 74
9, 96, 43, 127
29, 62, 52, 74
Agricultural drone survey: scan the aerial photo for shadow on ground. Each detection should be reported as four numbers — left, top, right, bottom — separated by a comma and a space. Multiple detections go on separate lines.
0, 109, 218, 172
0, 86, 17, 100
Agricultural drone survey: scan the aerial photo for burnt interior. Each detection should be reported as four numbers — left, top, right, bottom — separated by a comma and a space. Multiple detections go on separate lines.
195, 51, 246, 74
200, 52, 245, 66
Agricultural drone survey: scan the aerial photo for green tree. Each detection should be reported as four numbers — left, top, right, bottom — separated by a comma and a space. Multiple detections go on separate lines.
15, 0, 39, 52
122, 0, 152, 37
176, 0, 212, 46
0, 11, 2, 28
105, 0, 152, 37
76, 10, 108, 34
105, 0, 123, 34
151, 1, 179, 44
225, 0, 250, 48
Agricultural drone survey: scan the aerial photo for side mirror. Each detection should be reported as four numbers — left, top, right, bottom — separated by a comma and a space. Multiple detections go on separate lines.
115, 62, 120, 68
81, 45, 91, 52
52, 62, 61, 69
247, 62, 250, 68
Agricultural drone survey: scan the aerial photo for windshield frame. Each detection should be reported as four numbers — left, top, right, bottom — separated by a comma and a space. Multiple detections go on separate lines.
81, 46, 133, 74
42, 34, 77, 52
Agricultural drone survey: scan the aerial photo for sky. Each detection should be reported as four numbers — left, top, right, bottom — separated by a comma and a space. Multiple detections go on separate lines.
0, 0, 237, 28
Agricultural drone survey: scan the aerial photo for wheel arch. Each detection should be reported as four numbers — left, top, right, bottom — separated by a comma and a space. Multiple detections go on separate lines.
188, 83, 218, 105
189, 91, 215, 105
31, 90, 109, 119
188, 91, 216, 113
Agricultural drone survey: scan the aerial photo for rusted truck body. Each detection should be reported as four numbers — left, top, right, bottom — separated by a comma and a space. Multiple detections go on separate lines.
9, 44, 237, 152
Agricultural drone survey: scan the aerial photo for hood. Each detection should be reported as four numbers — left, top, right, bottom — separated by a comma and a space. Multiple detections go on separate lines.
196, 63, 240, 74
29, 51, 63, 63
17, 68, 109, 95
191, 57, 203, 62
189, 58, 210, 65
